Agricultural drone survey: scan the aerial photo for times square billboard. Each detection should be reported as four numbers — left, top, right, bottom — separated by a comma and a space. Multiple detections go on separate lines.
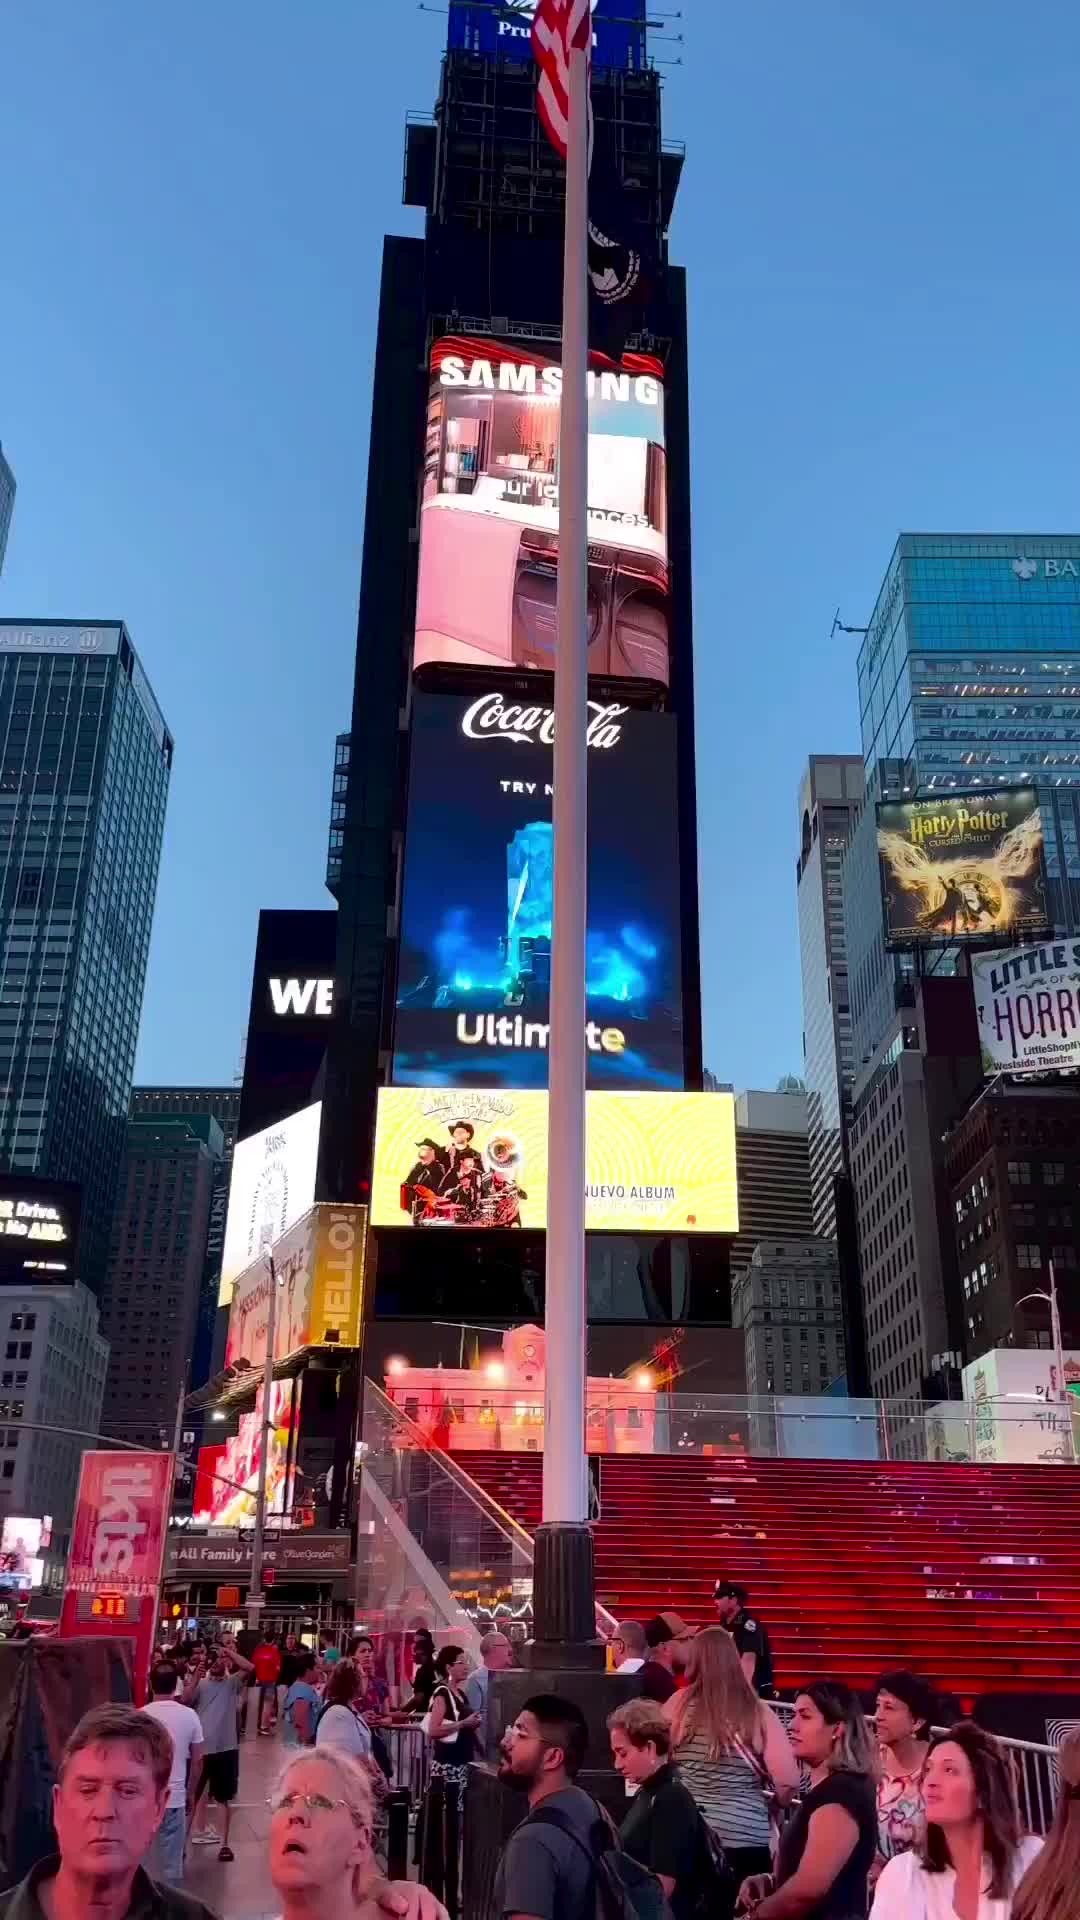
393, 690, 684, 1090
448, 0, 648, 72
877, 787, 1050, 949
414, 337, 669, 687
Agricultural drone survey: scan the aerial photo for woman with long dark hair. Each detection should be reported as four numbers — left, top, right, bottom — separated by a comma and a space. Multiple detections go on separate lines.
1012, 1729, 1080, 1920
419, 1645, 481, 1920
871, 1722, 1042, 1920
737, 1680, 878, 1920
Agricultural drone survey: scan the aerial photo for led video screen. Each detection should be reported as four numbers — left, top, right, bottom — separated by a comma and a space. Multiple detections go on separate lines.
393, 691, 684, 1090
371, 1087, 738, 1235
218, 1101, 322, 1308
414, 337, 669, 686
0, 1175, 81, 1281
877, 788, 1049, 949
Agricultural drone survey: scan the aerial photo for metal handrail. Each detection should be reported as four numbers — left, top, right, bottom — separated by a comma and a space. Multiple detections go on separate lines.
364, 1378, 619, 1637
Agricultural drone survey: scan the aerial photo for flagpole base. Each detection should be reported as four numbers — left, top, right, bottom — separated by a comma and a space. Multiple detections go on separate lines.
527, 1522, 603, 1669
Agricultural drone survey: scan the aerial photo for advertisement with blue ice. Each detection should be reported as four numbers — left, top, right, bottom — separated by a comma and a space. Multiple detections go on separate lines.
393, 691, 684, 1090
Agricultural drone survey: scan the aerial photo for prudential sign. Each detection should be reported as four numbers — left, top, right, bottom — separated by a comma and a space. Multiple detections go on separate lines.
447, 0, 646, 70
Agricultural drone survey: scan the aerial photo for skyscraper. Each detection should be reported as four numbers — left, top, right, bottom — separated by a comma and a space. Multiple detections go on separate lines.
841, 533, 1080, 1396
0, 622, 173, 1288
0, 1281, 108, 1584
797, 756, 864, 1237
0, 446, 14, 575
100, 1109, 226, 1451
730, 1089, 815, 1287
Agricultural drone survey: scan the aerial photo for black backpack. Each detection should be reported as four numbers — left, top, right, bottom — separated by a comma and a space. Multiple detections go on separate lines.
525, 1803, 673, 1920
690, 1812, 737, 1920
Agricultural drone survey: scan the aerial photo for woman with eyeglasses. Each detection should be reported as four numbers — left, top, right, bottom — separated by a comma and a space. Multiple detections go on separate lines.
268, 1747, 451, 1920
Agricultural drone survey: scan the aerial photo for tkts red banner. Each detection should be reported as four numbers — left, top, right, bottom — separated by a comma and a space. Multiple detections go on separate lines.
60, 1452, 174, 1701
65, 1452, 174, 1595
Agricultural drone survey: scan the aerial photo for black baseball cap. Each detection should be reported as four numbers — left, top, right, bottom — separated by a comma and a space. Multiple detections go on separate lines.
714, 1580, 748, 1603
448, 1120, 475, 1137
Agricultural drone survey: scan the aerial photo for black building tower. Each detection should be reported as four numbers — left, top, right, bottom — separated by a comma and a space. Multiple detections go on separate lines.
321, 14, 735, 1396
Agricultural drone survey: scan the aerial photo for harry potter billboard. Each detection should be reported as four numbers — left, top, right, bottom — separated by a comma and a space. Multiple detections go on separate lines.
877, 788, 1049, 950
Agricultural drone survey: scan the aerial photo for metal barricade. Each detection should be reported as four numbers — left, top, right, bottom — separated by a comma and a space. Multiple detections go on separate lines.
770, 1701, 1061, 1837
381, 1718, 432, 1807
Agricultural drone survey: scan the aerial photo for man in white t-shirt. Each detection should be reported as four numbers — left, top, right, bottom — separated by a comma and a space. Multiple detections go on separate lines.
610, 1620, 647, 1673
140, 1664, 204, 1885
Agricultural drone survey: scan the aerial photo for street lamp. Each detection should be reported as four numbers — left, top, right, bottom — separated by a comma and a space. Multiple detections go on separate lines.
1016, 1260, 1075, 1464
247, 1252, 281, 1630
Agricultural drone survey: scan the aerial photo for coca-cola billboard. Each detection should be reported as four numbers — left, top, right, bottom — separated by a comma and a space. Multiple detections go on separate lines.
413, 336, 669, 686
392, 690, 684, 1090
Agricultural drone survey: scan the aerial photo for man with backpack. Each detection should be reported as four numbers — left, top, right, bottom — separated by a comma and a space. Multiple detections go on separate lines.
495, 1695, 668, 1920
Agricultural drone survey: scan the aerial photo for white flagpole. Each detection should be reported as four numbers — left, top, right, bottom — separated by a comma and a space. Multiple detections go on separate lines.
542, 30, 590, 1541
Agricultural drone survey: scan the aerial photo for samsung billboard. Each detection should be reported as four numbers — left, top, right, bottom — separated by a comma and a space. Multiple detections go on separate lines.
393, 690, 684, 1090
414, 336, 669, 686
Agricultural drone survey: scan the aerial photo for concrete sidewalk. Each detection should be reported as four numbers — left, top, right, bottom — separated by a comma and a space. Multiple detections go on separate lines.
180, 1728, 282, 1919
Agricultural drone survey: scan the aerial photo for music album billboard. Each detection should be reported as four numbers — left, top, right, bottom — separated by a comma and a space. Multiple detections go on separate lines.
370, 1087, 738, 1234
218, 1101, 322, 1308
971, 941, 1080, 1073
393, 691, 683, 1089
448, 0, 648, 71
877, 788, 1049, 949
414, 337, 669, 686
0, 1174, 81, 1282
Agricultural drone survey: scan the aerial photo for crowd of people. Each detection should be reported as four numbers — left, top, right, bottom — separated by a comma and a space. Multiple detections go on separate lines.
3, 1589, 1079, 1920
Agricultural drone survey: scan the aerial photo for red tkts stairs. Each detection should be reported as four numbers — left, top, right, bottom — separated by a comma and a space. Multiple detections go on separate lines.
454, 1450, 1080, 1699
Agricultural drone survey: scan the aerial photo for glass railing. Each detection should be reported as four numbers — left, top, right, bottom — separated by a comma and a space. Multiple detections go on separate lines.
357, 1379, 619, 1641
374, 1382, 1079, 1467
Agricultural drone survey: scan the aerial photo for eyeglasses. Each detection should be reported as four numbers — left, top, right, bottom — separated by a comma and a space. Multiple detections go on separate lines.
268, 1791, 367, 1827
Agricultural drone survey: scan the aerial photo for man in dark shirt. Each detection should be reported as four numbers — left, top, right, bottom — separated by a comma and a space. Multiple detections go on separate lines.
0, 1704, 218, 1920
493, 1694, 598, 1920
638, 1611, 693, 1703
714, 1580, 775, 1697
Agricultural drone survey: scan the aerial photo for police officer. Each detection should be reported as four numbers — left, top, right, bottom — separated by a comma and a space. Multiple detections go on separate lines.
714, 1580, 775, 1697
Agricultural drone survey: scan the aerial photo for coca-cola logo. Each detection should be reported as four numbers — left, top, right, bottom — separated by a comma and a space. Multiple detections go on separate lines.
461, 693, 627, 750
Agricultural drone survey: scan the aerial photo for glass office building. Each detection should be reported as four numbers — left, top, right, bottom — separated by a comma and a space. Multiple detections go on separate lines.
0, 622, 173, 1289
0, 446, 14, 576
849, 534, 1080, 1067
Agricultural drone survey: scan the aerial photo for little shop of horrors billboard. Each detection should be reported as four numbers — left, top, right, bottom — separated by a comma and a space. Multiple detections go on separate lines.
972, 941, 1080, 1073
877, 788, 1049, 950
392, 690, 684, 1091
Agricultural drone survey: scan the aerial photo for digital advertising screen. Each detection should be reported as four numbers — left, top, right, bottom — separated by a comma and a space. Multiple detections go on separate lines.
448, 0, 648, 71
0, 1175, 81, 1281
238, 908, 337, 1143
877, 788, 1049, 950
225, 1203, 366, 1371
218, 1101, 322, 1308
371, 1086, 738, 1235
971, 941, 1080, 1074
393, 691, 684, 1090
0, 1515, 47, 1591
414, 337, 669, 685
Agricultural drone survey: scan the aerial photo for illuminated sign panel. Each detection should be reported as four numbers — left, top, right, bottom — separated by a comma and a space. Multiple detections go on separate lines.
225, 1203, 366, 1370
414, 337, 669, 686
218, 1101, 322, 1308
971, 941, 1080, 1073
371, 1087, 738, 1234
0, 1176, 81, 1281
393, 691, 683, 1089
877, 788, 1049, 950
448, 0, 647, 70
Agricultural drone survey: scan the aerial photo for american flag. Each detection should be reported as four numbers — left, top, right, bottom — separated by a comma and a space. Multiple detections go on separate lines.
531, 0, 592, 161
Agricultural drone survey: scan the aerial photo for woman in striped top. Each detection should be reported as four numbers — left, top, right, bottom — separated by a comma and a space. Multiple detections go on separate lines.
664, 1627, 800, 1891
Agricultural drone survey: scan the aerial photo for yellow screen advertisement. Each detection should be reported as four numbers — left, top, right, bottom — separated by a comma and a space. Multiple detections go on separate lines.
371, 1087, 738, 1234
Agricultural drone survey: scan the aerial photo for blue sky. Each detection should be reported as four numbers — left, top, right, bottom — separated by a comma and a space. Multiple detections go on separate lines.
3, 2, 1079, 1095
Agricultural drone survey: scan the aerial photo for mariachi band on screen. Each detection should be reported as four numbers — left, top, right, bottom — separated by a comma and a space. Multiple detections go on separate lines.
399, 1120, 527, 1227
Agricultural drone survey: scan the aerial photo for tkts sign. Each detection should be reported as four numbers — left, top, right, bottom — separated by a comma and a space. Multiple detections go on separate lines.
59, 1452, 175, 1703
